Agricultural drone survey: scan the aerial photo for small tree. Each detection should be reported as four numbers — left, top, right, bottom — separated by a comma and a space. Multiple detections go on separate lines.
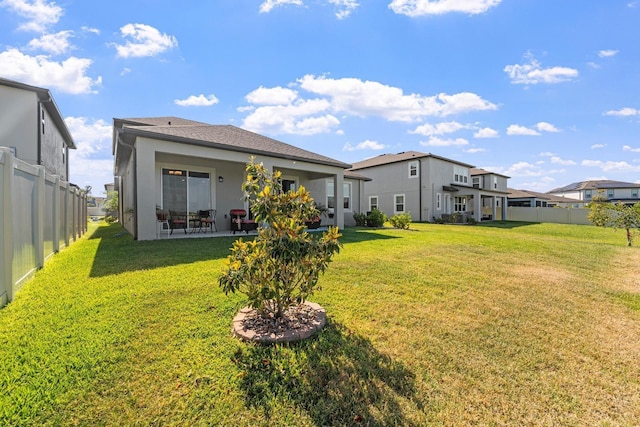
219, 158, 342, 318
103, 191, 119, 217
588, 195, 640, 246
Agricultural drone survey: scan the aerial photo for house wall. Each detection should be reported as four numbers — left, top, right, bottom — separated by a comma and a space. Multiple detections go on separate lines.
40, 105, 69, 180
0, 85, 38, 165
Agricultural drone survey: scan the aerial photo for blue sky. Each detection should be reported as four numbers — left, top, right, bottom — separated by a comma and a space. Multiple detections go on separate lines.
1, 0, 639, 195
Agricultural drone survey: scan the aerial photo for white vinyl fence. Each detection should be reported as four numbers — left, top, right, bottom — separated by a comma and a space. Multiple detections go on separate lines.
507, 206, 590, 225
1, 147, 87, 308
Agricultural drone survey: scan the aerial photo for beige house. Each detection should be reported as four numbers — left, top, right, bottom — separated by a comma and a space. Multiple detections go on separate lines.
112, 117, 351, 240
348, 151, 509, 222
0, 77, 75, 180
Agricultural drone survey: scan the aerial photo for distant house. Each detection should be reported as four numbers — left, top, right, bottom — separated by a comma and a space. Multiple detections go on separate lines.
348, 151, 509, 222
112, 117, 352, 240
0, 77, 75, 180
547, 180, 640, 206
507, 188, 578, 208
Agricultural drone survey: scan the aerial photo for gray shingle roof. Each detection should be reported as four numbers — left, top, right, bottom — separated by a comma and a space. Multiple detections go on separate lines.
349, 151, 474, 170
115, 118, 351, 169
508, 188, 575, 203
547, 180, 640, 193
470, 167, 510, 178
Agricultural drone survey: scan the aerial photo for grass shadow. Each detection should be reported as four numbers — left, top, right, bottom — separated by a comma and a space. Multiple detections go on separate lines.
475, 220, 539, 229
341, 227, 401, 244
232, 320, 424, 426
88, 223, 236, 277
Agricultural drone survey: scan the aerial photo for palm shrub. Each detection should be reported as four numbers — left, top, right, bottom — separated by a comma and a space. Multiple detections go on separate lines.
389, 212, 412, 229
219, 158, 342, 318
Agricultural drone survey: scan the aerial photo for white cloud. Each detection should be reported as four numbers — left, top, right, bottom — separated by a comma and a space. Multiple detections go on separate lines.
174, 94, 219, 107
591, 144, 606, 149
464, 147, 485, 153
114, 23, 178, 58
27, 30, 74, 55
259, 0, 303, 13
343, 139, 386, 151
473, 127, 498, 138
604, 107, 639, 117
495, 161, 565, 178
330, 0, 359, 19
246, 86, 298, 105
81, 26, 100, 35
120, 67, 131, 76
0, 48, 101, 94
587, 61, 600, 69
410, 121, 466, 136
1, 0, 63, 32
298, 74, 496, 121
64, 116, 112, 158
623, 145, 640, 153
550, 156, 575, 166
536, 121, 560, 132
388, 0, 501, 16
598, 49, 619, 58
506, 124, 540, 136
419, 136, 469, 147
242, 98, 339, 135
582, 160, 640, 172
504, 53, 578, 85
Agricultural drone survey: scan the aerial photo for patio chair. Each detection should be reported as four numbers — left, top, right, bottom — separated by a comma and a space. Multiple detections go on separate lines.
230, 209, 257, 234
169, 210, 187, 234
156, 210, 170, 237
198, 209, 217, 233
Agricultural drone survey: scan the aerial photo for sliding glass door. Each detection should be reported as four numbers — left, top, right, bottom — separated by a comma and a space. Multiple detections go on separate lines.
162, 168, 211, 217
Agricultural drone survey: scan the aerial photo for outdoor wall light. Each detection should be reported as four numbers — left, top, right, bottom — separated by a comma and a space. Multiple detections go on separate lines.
218, 176, 224, 183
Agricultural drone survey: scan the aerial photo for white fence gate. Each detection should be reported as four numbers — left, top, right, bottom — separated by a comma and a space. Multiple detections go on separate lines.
0, 147, 87, 308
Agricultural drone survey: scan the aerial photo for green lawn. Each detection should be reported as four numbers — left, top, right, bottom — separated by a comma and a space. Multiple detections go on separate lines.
1, 221, 639, 426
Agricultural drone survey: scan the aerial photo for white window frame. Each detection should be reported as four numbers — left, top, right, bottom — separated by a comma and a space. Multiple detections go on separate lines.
394, 194, 405, 214
326, 180, 352, 212
369, 196, 378, 211
585, 190, 592, 199
453, 166, 469, 184
607, 189, 614, 198
632, 189, 639, 198
436, 193, 441, 210
454, 196, 467, 213
408, 161, 419, 178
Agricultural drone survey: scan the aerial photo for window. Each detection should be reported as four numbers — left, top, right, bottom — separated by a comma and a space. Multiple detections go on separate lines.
454, 196, 467, 212
408, 161, 418, 178
327, 181, 352, 211
436, 193, 441, 210
472, 177, 480, 189
585, 190, 592, 199
162, 168, 211, 218
632, 189, 639, 198
454, 166, 469, 184
607, 189, 614, 198
369, 196, 378, 211
493, 176, 497, 189
41, 109, 45, 134
394, 194, 405, 213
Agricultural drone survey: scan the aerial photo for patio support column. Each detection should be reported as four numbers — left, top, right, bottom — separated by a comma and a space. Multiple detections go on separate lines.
491, 195, 497, 221
501, 196, 508, 220
334, 173, 345, 229
473, 193, 481, 222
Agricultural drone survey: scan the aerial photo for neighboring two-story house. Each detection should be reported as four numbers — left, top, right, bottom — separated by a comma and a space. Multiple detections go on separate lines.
0, 77, 75, 180
547, 180, 640, 207
348, 151, 509, 223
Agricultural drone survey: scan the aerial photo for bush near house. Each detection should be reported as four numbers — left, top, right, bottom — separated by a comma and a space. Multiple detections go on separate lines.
390, 212, 412, 229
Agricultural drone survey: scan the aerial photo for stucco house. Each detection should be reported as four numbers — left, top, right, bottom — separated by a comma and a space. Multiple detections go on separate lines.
0, 77, 75, 180
348, 151, 509, 222
507, 188, 578, 208
547, 180, 640, 207
112, 117, 352, 240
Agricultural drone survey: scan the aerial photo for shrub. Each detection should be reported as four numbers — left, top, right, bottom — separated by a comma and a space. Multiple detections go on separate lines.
366, 208, 386, 227
218, 158, 342, 318
104, 215, 116, 223
390, 212, 412, 229
353, 212, 367, 227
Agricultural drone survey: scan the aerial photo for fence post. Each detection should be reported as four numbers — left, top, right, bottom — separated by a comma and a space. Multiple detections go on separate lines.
35, 165, 45, 269
62, 182, 70, 247
52, 175, 60, 253
1, 147, 14, 306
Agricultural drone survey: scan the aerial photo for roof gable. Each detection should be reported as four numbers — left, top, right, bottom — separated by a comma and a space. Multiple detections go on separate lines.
349, 151, 474, 170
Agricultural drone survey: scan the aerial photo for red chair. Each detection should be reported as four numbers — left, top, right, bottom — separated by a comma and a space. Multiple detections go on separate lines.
198, 209, 217, 233
169, 210, 187, 234
230, 209, 257, 234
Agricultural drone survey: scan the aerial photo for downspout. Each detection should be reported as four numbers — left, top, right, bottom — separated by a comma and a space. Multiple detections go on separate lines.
117, 130, 138, 239
418, 158, 423, 222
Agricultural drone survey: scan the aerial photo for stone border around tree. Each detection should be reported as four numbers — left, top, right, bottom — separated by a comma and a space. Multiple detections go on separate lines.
232, 301, 326, 344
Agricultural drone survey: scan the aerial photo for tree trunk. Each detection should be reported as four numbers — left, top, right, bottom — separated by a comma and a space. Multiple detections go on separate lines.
626, 228, 632, 246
